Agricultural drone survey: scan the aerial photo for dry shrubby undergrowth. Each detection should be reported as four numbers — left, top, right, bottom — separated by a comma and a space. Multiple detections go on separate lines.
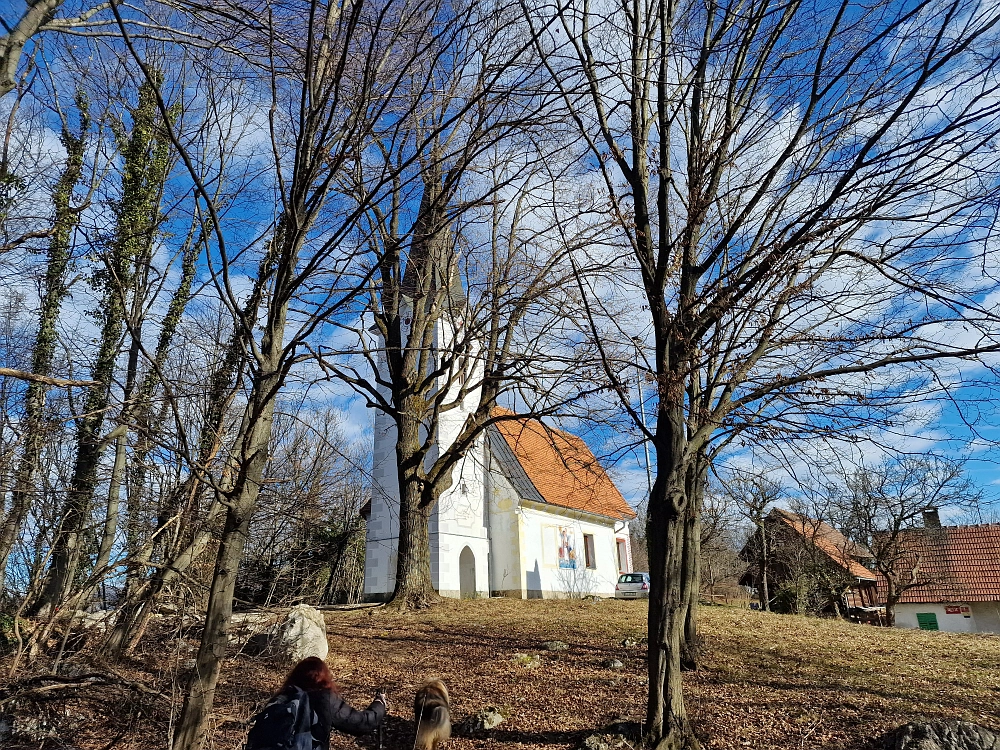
1, 599, 997, 750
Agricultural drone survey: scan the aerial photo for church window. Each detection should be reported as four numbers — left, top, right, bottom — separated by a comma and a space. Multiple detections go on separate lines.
584, 534, 597, 569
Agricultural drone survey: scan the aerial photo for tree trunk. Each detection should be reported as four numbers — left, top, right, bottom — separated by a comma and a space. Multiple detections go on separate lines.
171, 234, 289, 749
391, 424, 437, 607
170, 504, 253, 750
126, 224, 201, 585
94, 331, 143, 588
0, 0, 67, 99
646, 476, 698, 750
28, 366, 117, 614
680, 497, 701, 671
680, 456, 705, 671
171, 367, 281, 750
884, 581, 899, 627
0, 96, 89, 595
95, 430, 127, 593
645, 396, 699, 750
757, 524, 770, 611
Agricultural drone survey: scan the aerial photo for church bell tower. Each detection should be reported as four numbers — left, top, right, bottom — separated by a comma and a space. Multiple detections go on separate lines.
363, 228, 490, 601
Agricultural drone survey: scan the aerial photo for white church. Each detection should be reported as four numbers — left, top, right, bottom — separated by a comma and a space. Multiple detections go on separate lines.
362, 260, 636, 599
363, 403, 637, 600
365, 402, 635, 601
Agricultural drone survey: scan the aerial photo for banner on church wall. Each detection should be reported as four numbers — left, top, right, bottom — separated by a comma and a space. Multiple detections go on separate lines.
558, 526, 577, 569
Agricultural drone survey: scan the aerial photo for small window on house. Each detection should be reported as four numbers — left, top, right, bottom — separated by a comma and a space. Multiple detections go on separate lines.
916, 613, 939, 631
584, 534, 597, 569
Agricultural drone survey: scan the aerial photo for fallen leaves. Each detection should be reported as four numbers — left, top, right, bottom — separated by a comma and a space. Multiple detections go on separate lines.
1, 599, 998, 750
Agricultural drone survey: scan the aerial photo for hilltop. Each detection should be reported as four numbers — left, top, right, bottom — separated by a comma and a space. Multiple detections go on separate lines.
1, 599, 998, 750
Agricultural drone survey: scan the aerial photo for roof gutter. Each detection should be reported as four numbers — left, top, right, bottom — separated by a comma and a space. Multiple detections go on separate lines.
519, 498, 632, 525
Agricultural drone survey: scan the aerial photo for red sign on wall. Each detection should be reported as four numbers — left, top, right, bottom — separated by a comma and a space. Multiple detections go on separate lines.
944, 605, 962, 614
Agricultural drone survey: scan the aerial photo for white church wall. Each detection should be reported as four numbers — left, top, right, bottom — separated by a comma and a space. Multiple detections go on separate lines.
486, 465, 524, 596
365, 307, 635, 602
517, 502, 625, 599
433, 437, 490, 598
364, 404, 401, 600
364, 315, 491, 601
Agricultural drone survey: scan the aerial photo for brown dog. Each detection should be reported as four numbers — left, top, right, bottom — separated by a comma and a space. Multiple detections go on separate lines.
413, 679, 451, 750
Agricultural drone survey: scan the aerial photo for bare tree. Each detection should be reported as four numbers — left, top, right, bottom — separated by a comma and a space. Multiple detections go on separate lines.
324, 19, 585, 606
840, 455, 979, 625
1, 1, 113, 99
526, 0, 1000, 743
27, 71, 173, 616
783, 494, 862, 617
99, 0, 506, 745
725, 470, 782, 610
698, 485, 742, 604
238, 409, 367, 606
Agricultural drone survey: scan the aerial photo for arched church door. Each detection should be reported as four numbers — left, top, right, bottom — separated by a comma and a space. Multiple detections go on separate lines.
459, 546, 476, 599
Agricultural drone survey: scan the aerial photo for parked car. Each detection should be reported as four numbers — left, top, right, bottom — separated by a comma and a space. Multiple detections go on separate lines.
615, 572, 650, 599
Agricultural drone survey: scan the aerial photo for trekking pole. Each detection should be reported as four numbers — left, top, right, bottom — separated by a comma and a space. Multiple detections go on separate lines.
411, 694, 426, 750
375, 686, 387, 750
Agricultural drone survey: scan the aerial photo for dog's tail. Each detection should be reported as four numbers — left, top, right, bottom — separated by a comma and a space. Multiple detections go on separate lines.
415, 706, 451, 750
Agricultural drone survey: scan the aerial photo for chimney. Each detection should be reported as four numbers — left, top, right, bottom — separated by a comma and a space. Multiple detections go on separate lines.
923, 507, 941, 529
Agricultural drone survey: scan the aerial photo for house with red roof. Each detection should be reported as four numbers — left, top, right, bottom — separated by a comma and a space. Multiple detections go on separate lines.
364, 404, 637, 601
879, 517, 1000, 633
739, 509, 880, 614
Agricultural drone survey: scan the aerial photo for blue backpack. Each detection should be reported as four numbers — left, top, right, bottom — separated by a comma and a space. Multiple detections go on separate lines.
246, 687, 318, 750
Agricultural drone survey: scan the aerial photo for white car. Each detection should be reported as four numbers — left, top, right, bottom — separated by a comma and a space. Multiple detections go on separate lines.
615, 572, 650, 599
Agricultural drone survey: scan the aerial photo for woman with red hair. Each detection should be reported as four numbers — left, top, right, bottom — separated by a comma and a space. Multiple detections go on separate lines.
278, 656, 387, 747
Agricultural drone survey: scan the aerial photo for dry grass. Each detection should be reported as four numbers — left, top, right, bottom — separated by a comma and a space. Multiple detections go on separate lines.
2, 599, 998, 750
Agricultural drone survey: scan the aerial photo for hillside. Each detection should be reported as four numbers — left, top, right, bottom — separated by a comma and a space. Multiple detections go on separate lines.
2, 599, 998, 750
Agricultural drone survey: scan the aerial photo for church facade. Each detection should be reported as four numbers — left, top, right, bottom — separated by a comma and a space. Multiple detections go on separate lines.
363, 405, 637, 601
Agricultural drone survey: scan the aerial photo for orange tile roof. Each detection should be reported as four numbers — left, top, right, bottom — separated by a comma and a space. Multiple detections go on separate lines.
881, 524, 1000, 603
772, 509, 878, 581
490, 408, 636, 521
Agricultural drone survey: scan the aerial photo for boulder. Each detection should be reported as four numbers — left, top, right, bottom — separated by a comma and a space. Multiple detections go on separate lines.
881, 721, 1000, 750
603, 658, 625, 670
275, 605, 329, 662
541, 640, 568, 651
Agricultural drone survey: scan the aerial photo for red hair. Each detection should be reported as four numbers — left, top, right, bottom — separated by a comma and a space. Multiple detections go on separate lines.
282, 657, 337, 693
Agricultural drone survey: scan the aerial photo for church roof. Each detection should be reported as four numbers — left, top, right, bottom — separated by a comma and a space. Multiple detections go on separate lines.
488, 408, 636, 522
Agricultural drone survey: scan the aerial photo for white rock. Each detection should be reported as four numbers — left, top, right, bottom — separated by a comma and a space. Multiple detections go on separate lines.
275, 604, 328, 662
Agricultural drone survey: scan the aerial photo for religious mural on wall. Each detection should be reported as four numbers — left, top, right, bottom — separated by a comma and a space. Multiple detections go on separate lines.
558, 526, 576, 569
